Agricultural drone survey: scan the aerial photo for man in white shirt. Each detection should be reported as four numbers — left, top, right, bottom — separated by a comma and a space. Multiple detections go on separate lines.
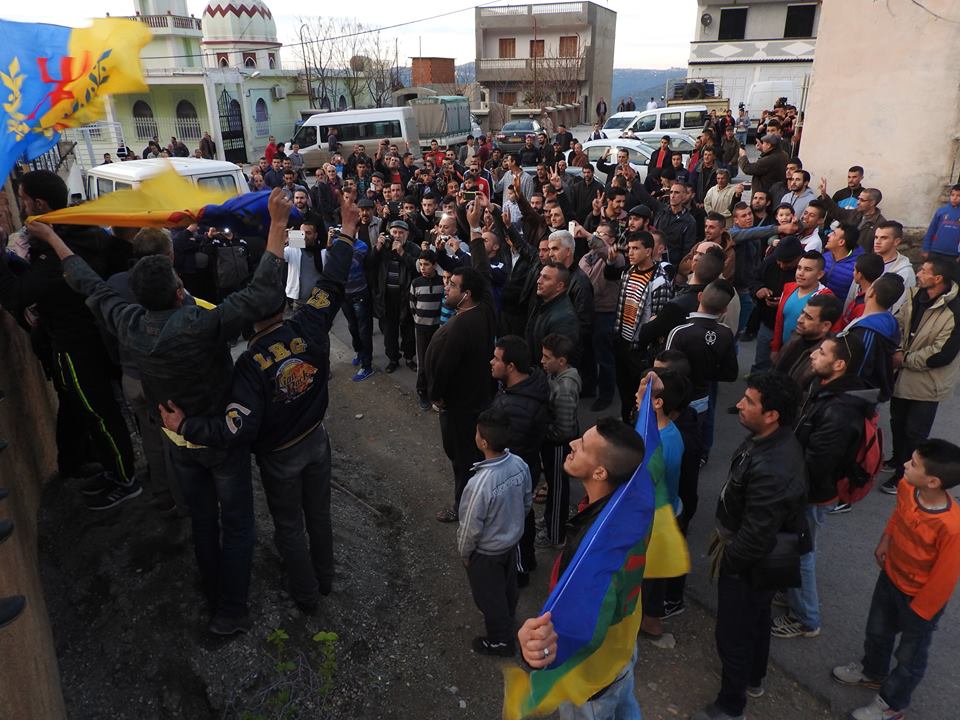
873, 220, 917, 313
646, 97, 658, 111
797, 199, 827, 253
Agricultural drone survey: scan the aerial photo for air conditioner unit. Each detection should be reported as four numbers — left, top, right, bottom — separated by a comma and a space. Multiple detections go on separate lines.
271, 85, 286, 100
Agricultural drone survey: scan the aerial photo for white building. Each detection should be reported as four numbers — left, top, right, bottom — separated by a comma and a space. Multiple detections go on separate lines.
800, 0, 960, 229
686, 1, 821, 112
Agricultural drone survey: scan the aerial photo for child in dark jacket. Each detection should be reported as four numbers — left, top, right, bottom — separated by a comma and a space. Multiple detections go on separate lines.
409, 250, 445, 408
538, 333, 581, 547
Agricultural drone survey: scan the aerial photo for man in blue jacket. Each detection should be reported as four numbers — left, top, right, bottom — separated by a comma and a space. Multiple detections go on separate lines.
922, 184, 960, 260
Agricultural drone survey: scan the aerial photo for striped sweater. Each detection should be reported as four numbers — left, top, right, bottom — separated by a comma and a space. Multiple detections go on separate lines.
409, 275, 445, 326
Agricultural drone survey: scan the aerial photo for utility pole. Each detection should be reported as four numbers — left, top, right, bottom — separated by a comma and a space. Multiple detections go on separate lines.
299, 23, 314, 109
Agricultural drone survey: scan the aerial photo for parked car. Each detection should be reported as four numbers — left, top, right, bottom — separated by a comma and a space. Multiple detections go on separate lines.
580, 139, 653, 185
83, 158, 247, 201
495, 119, 543, 154
619, 131, 698, 164
623, 104, 709, 136
601, 111, 642, 138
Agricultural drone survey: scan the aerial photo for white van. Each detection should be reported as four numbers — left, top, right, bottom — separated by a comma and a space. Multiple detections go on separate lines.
623, 105, 709, 136
288, 107, 421, 170
83, 158, 247, 201
744, 79, 804, 116
601, 111, 642, 138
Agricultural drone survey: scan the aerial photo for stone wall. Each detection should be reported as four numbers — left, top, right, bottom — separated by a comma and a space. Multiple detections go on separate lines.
0, 185, 67, 719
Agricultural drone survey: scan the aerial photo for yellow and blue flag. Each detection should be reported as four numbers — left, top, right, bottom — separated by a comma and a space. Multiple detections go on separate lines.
503, 392, 690, 719
0, 17, 150, 178
30, 166, 301, 232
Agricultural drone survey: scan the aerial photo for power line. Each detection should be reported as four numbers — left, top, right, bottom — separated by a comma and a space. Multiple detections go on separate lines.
140, 1, 502, 62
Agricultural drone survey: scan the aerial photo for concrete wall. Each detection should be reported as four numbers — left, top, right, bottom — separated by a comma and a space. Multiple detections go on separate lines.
800, 0, 960, 228
0, 186, 65, 719
689, 61, 810, 112
695, 1, 821, 42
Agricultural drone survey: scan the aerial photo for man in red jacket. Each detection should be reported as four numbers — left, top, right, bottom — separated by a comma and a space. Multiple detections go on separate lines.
771, 250, 833, 358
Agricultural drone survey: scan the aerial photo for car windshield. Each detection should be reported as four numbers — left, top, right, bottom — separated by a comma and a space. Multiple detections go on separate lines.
603, 116, 635, 130
502, 122, 534, 133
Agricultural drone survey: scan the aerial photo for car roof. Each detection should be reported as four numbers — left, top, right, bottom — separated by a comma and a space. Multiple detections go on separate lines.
87, 158, 242, 181
607, 111, 641, 119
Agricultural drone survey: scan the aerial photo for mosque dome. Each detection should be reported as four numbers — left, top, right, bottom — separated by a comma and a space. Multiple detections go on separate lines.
201, 0, 278, 45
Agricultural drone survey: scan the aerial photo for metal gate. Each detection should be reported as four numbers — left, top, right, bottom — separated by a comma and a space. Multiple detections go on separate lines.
218, 88, 247, 164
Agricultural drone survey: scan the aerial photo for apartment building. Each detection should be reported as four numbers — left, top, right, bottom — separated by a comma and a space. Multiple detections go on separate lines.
474, 2, 616, 123
687, 1, 821, 111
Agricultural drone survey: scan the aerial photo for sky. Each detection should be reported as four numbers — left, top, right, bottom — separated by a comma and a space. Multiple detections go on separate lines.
3, 0, 696, 69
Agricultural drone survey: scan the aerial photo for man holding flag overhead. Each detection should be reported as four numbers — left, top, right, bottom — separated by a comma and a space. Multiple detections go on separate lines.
507, 372, 690, 720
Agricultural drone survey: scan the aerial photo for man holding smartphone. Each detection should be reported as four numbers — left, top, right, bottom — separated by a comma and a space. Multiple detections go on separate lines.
749, 236, 803, 374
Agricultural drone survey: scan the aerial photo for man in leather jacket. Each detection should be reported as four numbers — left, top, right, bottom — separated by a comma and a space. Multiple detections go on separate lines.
694, 372, 808, 720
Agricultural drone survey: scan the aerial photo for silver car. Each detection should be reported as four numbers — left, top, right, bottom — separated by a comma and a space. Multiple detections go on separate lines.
580, 139, 653, 184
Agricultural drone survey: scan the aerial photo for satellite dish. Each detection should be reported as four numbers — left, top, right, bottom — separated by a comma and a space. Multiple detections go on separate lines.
701, 12, 713, 27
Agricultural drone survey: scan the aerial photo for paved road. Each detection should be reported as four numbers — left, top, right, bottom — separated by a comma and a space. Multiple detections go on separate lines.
330, 312, 959, 719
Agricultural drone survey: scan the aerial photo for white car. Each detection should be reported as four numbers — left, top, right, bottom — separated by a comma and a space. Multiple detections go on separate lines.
580, 139, 652, 184
618, 131, 698, 164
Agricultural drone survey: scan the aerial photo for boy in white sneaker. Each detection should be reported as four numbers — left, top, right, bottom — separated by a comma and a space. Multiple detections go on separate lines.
832, 439, 960, 720
458, 407, 532, 657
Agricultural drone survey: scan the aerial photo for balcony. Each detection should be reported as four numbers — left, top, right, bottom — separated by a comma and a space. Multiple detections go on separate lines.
477, 2, 588, 29
122, 13, 203, 36
475, 57, 586, 84
689, 38, 816, 64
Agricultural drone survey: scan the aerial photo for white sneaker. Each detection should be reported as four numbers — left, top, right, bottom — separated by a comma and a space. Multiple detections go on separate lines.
850, 695, 905, 720
832, 661, 883, 689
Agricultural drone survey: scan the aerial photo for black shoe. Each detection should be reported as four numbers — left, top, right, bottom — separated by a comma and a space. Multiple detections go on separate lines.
0, 519, 13, 546
405, 358, 418, 371
662, 599, 686, 619
590, 396, 613, 412
385, 361, 399, 374
80, 472, 116, 496
0, 595, 26, 629
471, 636, 516, 657
208, 613, 252, 636
318, 577, 332, 597
417, 396, 430, 410
880, 477, 900, 495
85, 479, 142, 511
295, 598, 319, 615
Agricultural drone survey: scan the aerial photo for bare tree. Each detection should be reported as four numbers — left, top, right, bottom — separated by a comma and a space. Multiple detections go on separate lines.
296, 16, 339, 109
361, 30, 398, 108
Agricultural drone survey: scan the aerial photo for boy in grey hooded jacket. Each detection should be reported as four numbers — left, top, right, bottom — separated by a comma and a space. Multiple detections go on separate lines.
458, 407, 532, 656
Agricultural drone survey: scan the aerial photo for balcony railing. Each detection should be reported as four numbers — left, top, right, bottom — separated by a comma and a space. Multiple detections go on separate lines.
479, 2, 584, 16
476, 57, 586, 83
123, 14, 203, 33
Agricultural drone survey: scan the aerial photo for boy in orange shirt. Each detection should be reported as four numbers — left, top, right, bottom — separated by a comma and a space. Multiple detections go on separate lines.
832, 439, 960, 720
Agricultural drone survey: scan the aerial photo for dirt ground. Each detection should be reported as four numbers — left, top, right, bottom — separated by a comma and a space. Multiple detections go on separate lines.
39, 333, 838, 719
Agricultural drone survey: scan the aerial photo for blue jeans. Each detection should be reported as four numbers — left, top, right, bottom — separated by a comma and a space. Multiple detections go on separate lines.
167, 442, 255, 618
787, 504, 827, 629
558, 648, 641, 720
751, 323, 775, 374
592, 311, 616, 401
863, 571, 944, 712
735, 131, 747, 147
737, 290, 754, 335
256, 424, 333, 604
341, 290, 373, 370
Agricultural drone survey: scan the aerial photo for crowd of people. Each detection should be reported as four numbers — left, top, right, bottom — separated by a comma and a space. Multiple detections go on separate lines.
2, 103, 960, 720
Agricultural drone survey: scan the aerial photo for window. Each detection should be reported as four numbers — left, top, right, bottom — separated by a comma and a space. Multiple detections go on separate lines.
559, 36, 578, 58
320, 95, 331, 110
132, 100, 157, 140
659, 112, 681, 130
498, 38, 516, 59
293, 125, 317, 148
197, 175, 241, 194
254, 98, 269, 137
499, 91, 517, 105
784, 4, 816, 38
268, 53, 277, 69
338, 95, 347, 111
96, 178, 115, 196
683, 110, 708, 128
585, 145, 606, 162
227, 100, 242, 133
216, 52, 229, 68
529, 39, 544, 58
175, 100, 201, 140
718, 8, 748, 41
634, 115, 656, 132
243, 52, 257, 68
